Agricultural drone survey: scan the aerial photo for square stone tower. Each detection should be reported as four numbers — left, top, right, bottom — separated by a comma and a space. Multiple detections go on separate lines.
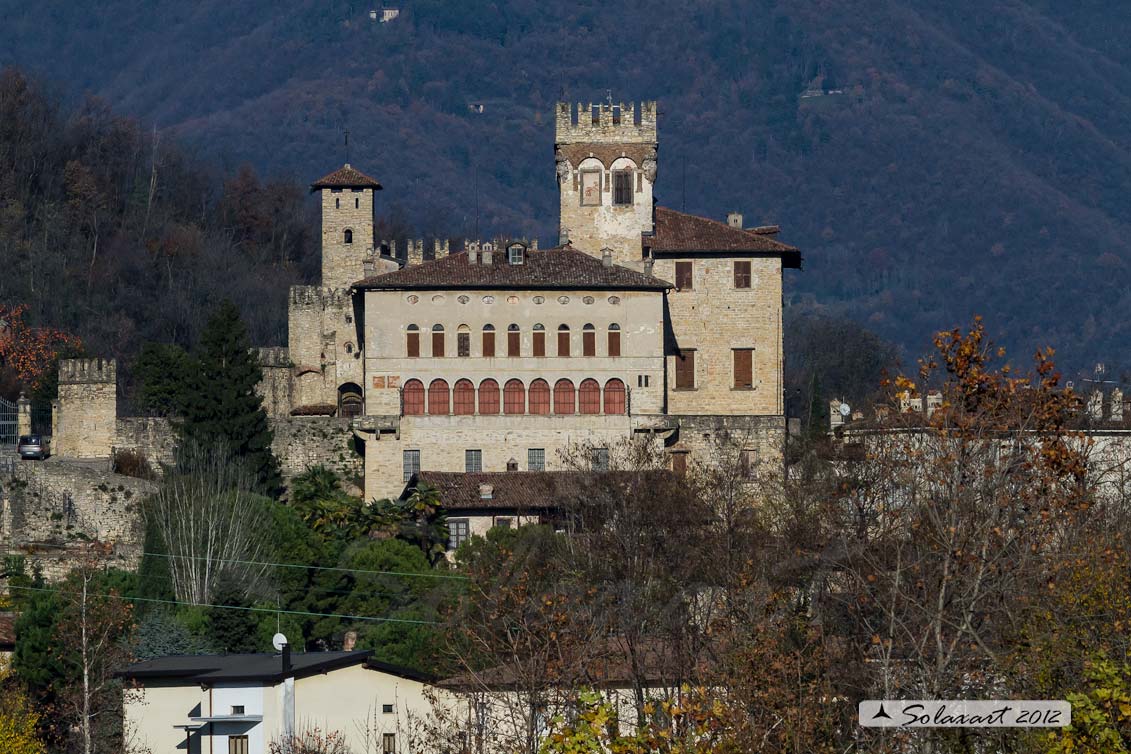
54, 358, 117, 458
555, 101, 657, 266
311, 164, 382, 290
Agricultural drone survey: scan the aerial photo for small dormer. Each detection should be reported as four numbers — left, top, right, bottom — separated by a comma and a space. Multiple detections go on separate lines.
506, 242, 527, 265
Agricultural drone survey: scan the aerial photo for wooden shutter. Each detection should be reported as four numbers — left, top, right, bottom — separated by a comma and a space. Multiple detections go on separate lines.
675, 262, 693, 290
508, 331, 520, 357
431, 331, 444, 357
483, 331, 495, 357
533, 331, 546, 357
608, 330, 621, 357
406, 332, 419, 358
734, 348, 753, 389
734, 261, 751, 289
557, 331, 570, 357
675, 350, 695, 389
583, 331, 595, 357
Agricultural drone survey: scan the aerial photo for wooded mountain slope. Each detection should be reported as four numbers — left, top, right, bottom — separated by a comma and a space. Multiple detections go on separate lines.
3, 0, 1130, 370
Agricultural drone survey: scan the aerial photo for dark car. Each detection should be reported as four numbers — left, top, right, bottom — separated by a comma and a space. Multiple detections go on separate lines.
17, 434, 49, 460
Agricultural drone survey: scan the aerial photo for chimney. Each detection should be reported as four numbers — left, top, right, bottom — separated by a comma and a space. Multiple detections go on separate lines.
282, 642, 292, 674
643, 258, 654, 276
530, 238, 538, 251
467, 240, 479, 264
1088, 389, 1103, 421
407, 239, 424, 266
601, 248, 613, 267
560, 227, 570, 246
434, 239, 449, 260
482, 243, 493, 265
727, 212, 743, 229
1112, 388, 1124, 422
343, 630, 358, 651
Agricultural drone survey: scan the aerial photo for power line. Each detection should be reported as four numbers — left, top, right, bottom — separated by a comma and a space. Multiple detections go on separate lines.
139, 551, 470, 581
8, 584, 440, 626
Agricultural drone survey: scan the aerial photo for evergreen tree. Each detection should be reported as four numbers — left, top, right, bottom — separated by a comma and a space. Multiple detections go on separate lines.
180, 301, 281, 497
206, 579, 260, 654
132, 342, 191, 416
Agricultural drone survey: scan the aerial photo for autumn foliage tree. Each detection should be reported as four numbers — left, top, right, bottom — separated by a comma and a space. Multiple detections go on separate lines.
0, 303, 81, 395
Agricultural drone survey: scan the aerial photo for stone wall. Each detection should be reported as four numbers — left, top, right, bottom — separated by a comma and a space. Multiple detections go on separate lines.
271, 416, 365, 490
288, 286, 365, 412
54, 359, 118, 458
672, 414, 785, 476
255, 346, 294, 418
115, 417, 177, 468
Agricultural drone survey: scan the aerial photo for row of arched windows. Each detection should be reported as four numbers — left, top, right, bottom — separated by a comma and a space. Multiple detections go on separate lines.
407, 323, 621, 358
402, 378, 627, 416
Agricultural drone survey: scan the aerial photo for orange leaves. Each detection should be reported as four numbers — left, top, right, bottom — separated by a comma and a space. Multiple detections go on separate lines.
0, 304, 81, 390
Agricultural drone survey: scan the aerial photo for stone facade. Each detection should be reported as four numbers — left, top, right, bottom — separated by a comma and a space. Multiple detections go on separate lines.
271, 416, 365, 491
54, 359, 117, 458
319, 178, 376, 290
115, 417, 178, 467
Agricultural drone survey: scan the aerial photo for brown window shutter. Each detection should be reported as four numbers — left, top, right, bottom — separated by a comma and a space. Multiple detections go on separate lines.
734, 348, 753, 389
558, 332, 570, 357
482, 332, 495, 357
533, 332, 545, 357
734, 261, 751, 289
608, 331, 621, 357
675, 350, 695, 389
583, 331, 595, 357
508, 331, 520, 357
406, 333, 419, 358
675, 262, 693, 290
432, 332, 444, 358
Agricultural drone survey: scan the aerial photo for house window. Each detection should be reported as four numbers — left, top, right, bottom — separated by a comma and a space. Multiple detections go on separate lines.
504, 379, 525, 415
579, 379, 601, 414
465, 449, 482, 473
383, 733, 397, 754
557, 325, 571, 357
457, 326, 470, 357
733, 348, 754, 389
612, 170, 633, 206
355, 197, 360, 209
580, 170, 601, 206
344, 229, 354, 244
448, 519, 469, 550
675, 262, 692, 290
335, 197, 340, 209
508, 324, 520, 357
482, 325, 496, 357
403, 450, 420, 482
608, 324, 621, 357
229, 735, 249, 754
734, 261, 751, 289
231, 706, 245, 715
382, 704, 394, 714
529, 379, 551, 415
604, 379, 626, 414
403, 380, 425, 415
453, 379, 475, 415
637, 374, 649, 388
592, 447, 609, 471
406, 325, 420, 357
431, 325, 445, 357
428, 379, 450, 415
582, 324, 596, 357
508, 243, 524, 265
554, 379, 575, 415
495, 516, 514, 529
533, 324, 546, 357
528, 448, 545, 471
478, 379, 500, 414
675, 350, 696, 389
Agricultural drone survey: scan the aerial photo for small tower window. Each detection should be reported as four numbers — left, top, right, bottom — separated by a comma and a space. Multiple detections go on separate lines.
355, 197, 360, 209
612, 170, 633, 206
344, 229, 354, 244
335, 197, 340, 209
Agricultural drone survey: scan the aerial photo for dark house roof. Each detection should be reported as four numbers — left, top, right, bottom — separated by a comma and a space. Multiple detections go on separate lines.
354, 245, 671, 291
646, 207, 801, 267
0, 613, 15, 648
310, 164, 383, 192
406, 470, 677, 512
119, 651, 373, 684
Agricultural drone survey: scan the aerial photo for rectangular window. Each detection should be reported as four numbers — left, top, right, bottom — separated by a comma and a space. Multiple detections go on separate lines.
734, 261, 751, 289
675, 261, 693, 290
495, 517, 514, 529
528, 448, 545, 471
382, 704, 394, 714
533, 331, 546, 357
557, 331, 571, 357
402, 449, 420, 482
637, 374, 649, 388
583, 330, 595, 357
457, 332, 470, 357
675, 350, 696, 389
229, 736, 249, 754
612, 170, 633, 205
733, 348, 754, 389
465, 449, 482, 473
448, 519, 470, 550
406, 332, 419, 358
231, 706, 245, 716
483, 330, 495, 357
592, 447, 609, 471
432, 331, 444, 357
608, 330, 621, 357
580, 170, 601, 206
383, 733, 396, 754
508, 331, 520, 357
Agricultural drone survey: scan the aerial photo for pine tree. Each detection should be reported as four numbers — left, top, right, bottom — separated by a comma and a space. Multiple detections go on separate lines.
180, 301, 282, 497
132, 342, 191, 416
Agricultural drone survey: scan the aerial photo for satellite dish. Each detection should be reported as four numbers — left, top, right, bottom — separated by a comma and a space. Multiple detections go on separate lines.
272, 633, 289, 652
839, 402, 852, 417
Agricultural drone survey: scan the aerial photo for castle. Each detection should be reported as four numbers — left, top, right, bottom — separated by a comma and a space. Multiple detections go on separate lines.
267, 100, 801, 501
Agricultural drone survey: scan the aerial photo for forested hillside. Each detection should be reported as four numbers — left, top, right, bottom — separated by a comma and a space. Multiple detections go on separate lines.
3, 0, 1131, 369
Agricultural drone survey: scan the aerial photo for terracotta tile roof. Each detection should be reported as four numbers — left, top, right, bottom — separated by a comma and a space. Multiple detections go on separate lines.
647, 207, 802, 267
0, 613, 14, 647
310, 164, 382, 191
354, 245, 671, 291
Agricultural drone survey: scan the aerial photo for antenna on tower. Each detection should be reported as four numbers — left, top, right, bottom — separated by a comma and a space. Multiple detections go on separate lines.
343, 128, 351, 164
606, 89, 613, 107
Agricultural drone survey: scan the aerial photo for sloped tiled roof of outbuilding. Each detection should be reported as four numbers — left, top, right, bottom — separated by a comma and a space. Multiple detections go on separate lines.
407, 470, 676, 510
647, 207, 801, 267
353, 245, 672, 291
310, 164, 383, 191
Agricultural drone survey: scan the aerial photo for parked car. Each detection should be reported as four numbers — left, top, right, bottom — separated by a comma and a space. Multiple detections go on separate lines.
17, 435, 48, 460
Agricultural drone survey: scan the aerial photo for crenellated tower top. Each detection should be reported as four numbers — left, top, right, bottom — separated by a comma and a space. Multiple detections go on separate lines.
555, 101, 657, 145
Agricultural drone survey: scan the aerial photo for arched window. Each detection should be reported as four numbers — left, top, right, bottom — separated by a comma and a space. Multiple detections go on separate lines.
604, 379, 626, 415
582, 324, 596, 357
478, 379, 500, 414
344, 228, 353, 244
507, 324, 521, 357
554, 379, 575, 415
338, 382, 364, 418
403, 379, 425, 415
406, 324, 420, 358
335, 197, 340, 209
557, 325, 571, 357
579, 379, 601, 414
428, 379, 450, 415
453, 379, 475, 415
608, 324, 621, 357
504, 379, 525, 415
529, 379, 551, 415
533, 324, 546, 357
482, 325, 496, 358
457, 325, 471, 358
431, 324, 445, 357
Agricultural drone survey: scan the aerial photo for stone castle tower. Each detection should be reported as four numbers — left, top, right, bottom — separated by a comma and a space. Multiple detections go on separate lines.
555, 101, 657, 267
311, 164, 382, 289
